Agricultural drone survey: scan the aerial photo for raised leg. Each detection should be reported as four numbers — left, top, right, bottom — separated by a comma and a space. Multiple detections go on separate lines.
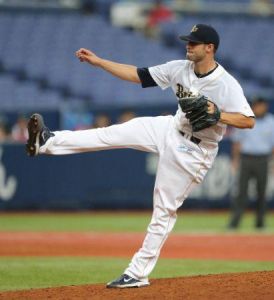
38, 116, 173, 155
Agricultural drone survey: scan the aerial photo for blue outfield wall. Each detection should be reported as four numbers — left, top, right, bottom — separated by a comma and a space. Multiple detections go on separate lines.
0, 140, 274, 210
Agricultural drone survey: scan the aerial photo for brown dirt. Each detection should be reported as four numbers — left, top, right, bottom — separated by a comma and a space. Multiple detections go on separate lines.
1, 232, 274, 261
1, 231, 274, 299
0, 271, 274, 300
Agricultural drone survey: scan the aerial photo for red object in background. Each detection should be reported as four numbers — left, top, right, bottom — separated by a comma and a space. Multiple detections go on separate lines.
147, 4, 174, 27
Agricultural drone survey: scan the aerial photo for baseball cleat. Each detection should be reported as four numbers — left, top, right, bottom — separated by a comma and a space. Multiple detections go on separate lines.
106, 274, 150, 289
26, 113, 54, 157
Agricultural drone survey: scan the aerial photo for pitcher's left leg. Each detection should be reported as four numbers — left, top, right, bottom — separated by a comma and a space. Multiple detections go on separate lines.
123, 141, 207, 281
123, 131, 216, 283
106, 126, 217, 288
124, 165, 197, 281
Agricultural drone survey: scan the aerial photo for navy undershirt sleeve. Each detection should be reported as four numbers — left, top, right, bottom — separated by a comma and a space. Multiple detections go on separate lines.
137, 67, 158, 88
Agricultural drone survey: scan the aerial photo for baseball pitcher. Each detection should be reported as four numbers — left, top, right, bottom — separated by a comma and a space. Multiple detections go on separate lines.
26, 24, 255, 288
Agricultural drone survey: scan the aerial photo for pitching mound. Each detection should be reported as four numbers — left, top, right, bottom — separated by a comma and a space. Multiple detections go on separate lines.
0, 271, 273, 300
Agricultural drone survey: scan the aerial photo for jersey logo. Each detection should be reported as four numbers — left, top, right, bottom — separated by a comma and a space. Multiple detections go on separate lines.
176, 84, 194, 99
177, 144, 193, 153
191, 25, 198, 33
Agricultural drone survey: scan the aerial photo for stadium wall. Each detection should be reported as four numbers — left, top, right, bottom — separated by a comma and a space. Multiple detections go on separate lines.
0, 140, 274, 210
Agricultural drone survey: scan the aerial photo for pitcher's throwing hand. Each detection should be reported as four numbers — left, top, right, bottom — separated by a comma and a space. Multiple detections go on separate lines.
75, 48, 101, 66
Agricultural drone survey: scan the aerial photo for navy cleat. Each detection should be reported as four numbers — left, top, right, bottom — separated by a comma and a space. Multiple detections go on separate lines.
26, 113, 54, 157
106, 274, 150, 289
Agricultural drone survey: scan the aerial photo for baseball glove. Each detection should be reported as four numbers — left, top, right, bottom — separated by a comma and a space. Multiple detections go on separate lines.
179, 95, 221, 132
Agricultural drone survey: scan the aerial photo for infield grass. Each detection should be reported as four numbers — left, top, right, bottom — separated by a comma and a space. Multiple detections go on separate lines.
1, 211, 274, 233
1, 257, 274, 291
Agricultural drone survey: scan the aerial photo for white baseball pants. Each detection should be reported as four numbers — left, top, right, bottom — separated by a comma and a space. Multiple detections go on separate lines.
40, 116, 218, 282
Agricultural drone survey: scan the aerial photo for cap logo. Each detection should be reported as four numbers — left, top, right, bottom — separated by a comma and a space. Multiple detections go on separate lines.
191, 25, 198, 33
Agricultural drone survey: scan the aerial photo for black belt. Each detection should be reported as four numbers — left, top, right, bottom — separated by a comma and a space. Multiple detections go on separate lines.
179, 131, 201, 145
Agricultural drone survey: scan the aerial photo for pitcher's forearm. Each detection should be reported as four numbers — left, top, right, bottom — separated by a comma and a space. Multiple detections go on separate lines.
96, 59, 141, 83
220, 112, 255, 129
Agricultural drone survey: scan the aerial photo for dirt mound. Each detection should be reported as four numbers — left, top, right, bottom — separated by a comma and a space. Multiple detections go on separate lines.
0, 271, 273, 300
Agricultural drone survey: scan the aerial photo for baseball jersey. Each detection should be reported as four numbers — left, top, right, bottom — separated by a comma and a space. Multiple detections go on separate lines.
140, 60, 254, 144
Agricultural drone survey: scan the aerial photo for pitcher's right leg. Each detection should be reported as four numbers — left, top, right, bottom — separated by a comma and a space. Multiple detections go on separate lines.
26, 114, 54, 156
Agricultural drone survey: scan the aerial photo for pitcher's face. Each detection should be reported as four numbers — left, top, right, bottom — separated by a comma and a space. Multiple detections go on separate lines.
186, 42, 213, 63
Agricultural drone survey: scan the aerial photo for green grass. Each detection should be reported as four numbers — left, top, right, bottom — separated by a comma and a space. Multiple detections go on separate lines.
1, 212, 274, 292
0, 211, 274, 233
0, 257, 274, 291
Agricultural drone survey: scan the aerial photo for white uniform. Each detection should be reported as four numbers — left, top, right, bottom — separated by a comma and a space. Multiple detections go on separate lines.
39, 60, 254, 283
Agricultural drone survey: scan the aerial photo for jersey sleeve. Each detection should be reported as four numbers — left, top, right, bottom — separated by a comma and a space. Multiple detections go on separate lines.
222, 79, 255, 117
147, 60, 186, 90
148, 63, 171, 90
